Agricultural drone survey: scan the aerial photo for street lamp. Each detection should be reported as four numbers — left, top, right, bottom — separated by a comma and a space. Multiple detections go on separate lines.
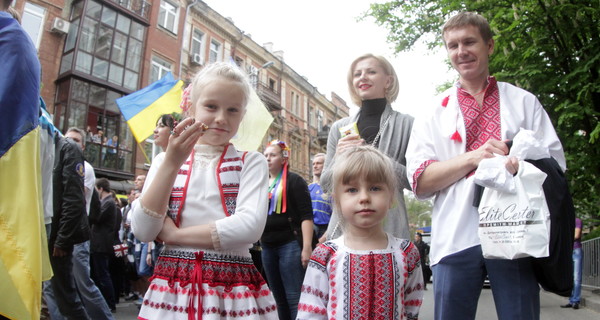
417, 211, 431, 227
253, 61, 274, 89
260, 61, 274, 70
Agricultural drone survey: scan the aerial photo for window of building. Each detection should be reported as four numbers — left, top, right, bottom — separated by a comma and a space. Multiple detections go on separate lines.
209, 39, 221, 63
54, 78, 133, 173
158, 0, 178, 34
318, 110, 325, 131
191, 28, 204, 57
21, 2, 46, 49
291, 91, 301, 116
269, 78, 276, 92
309, 105, 316, 128
59, 0, 145, 91
150, 56, 172, 83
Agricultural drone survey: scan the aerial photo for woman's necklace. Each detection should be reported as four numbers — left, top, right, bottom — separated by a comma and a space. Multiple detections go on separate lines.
371, 113, 391, 147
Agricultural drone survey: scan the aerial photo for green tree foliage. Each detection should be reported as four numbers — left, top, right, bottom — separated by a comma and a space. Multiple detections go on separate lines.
404, 192, 433, 235
367, 1, 599, 222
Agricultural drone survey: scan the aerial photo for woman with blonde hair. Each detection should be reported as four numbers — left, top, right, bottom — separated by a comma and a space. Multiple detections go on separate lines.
321, 53, 414, 241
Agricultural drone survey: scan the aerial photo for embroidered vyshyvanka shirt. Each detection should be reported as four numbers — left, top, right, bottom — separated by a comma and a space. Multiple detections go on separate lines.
297, 234, 424, 320
131, 144, 277, 320
406, 80, 565, 266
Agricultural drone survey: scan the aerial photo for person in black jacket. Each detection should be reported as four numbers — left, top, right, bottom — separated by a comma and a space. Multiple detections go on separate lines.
91, 178, 118, 312
49, 135, 91, 319
414, 232, 431, 289
261, 140, 314, 320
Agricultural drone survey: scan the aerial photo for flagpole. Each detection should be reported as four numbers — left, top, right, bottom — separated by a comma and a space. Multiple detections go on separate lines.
137, 140, 151, 164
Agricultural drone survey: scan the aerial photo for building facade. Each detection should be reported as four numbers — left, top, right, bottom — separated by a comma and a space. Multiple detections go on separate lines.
11, 0, 349, 188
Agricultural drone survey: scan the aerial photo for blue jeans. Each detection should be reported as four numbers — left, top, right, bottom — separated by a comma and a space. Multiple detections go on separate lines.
138, 242, 154, 276
432, 245, 539, 320
72, 241, 115, 319
570, 247, 583, 304
49, 251, 91, 319
261, 240, 305, 320
49, 242, 115, 319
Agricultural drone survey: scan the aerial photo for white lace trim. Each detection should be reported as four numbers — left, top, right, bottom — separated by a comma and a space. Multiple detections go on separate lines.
192, 144, 224, 169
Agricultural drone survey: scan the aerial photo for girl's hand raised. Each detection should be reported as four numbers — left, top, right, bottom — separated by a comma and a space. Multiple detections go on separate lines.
164, 118, 207, 167
336, 134, 364, 156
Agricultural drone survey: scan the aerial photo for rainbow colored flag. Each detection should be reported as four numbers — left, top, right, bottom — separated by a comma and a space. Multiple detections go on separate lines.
0, 12, 50, 320
116, 73, 183, 143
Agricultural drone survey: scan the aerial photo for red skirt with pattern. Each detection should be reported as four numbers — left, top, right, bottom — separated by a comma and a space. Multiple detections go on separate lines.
138, 248, 277, 320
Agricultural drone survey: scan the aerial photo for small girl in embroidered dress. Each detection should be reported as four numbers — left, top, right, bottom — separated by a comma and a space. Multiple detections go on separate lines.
131, 62, 277, 320
296, 145, 424, 320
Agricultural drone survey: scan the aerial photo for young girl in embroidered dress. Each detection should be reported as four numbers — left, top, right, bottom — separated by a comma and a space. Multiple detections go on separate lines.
131, 62, 277, 320
296, 145, 424, 320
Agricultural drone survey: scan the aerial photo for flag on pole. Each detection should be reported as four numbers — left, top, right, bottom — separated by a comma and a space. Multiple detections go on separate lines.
0, 13, 50, 320
231, 88, 274, 151
229, 59, 274, 151
116, 73, 183, 143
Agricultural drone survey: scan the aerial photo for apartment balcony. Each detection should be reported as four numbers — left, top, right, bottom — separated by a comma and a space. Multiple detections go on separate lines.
106, 0, 152, 21
317, 125, 330, 144
256, 81, 282, 111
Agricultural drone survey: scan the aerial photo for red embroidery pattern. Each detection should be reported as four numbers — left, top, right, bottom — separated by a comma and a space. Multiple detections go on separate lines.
457, 78, 501, 153
151, 250, 267, 291
345, 252, 397, 319
145, 250, 275, 317
412, 160, 437, 192
215, 148, 246, 217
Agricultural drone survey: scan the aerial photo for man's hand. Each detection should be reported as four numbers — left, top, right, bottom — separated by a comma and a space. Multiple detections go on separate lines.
52, 246, 69, 257
472, 139, 510, 166
505, 156, 519, 175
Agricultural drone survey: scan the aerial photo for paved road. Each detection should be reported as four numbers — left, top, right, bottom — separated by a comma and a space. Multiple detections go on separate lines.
115, 287, 599, 319
419, 286, 599, 320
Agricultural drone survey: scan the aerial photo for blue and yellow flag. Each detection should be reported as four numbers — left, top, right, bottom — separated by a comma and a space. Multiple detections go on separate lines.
228, 58, 274, 151
116, 72, 183, 143
0, 12, 50, 320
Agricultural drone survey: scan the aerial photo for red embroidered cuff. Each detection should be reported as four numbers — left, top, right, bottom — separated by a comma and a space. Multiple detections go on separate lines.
412, 160, 437, 192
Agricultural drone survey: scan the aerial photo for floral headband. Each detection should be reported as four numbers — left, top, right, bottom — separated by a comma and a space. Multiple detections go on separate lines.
268, 139, 290, 158
179, 84, 192, 113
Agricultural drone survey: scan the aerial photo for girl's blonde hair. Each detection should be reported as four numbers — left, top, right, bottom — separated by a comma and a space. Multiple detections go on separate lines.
331, 145, 398, 205
188, 62, 251, 115
346, 53, 399, 107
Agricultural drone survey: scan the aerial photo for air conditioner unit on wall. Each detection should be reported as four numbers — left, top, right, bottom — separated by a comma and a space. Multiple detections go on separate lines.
191, 53, 203, 66
51, 17, 70, 34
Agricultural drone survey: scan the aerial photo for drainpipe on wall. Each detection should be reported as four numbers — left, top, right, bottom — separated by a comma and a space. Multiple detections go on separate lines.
178, 0, 200, 79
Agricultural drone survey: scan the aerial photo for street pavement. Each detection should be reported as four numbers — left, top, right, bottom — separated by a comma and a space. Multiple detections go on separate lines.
115, 287, 599, 319
418, 286, 600, 320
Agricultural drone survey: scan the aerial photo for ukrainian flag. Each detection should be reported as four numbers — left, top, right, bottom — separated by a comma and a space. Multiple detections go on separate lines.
0, 12, 50, 320
117, 72, 183, 143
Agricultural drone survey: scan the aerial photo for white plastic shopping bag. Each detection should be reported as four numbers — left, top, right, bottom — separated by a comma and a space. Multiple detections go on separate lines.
478, 161, 551, 259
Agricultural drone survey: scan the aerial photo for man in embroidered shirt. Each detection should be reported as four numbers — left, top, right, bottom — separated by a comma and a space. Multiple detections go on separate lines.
309, 153, 332, 240
406, 12, 565, 320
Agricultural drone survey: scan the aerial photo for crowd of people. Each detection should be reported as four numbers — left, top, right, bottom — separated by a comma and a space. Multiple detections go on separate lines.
3, 0, 579, 318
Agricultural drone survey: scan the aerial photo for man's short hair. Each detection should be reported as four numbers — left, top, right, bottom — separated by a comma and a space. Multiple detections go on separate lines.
313, 153, 326, 160
96, 177, 111, 192
66, 127, 86, 147
442, 12, 494, 43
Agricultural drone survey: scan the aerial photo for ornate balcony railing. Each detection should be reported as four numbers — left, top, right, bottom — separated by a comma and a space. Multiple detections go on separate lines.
256, 81, 282, 111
